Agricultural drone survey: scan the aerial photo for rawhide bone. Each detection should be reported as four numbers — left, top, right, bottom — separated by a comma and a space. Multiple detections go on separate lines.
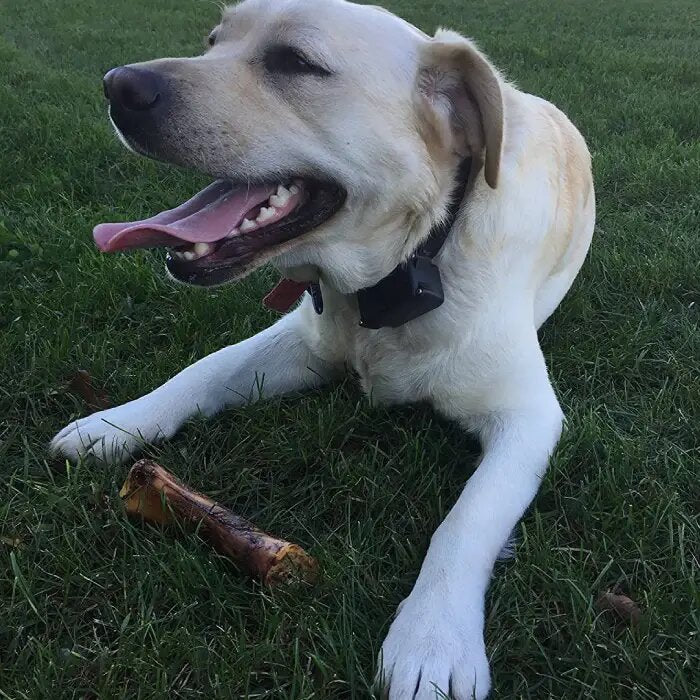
119, 459, 318, 585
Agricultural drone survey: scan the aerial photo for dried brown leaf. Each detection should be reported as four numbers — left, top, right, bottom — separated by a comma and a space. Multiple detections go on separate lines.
596, 590, 642, 626
68, 370, 111, 411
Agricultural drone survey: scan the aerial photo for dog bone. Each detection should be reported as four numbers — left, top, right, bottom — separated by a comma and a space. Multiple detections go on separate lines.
119, 459, 318, 585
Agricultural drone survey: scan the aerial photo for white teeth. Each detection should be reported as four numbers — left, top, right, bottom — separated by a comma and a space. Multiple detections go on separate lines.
227, 227, 240, 237
240, 218, 256, 232
256, 206, 276, 223
289, 184, 300, 195
269, 184, 291, 207
194, 242, 212, 256
172, 244, 211, 261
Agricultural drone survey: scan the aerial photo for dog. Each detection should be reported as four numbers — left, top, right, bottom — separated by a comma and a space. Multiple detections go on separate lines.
51, 0, 595, 696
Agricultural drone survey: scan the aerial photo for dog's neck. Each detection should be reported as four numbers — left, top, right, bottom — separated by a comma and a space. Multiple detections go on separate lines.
267, 157, 472, 326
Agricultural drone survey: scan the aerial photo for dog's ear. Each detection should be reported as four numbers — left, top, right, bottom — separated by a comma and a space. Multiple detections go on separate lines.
416, 29, 504, 189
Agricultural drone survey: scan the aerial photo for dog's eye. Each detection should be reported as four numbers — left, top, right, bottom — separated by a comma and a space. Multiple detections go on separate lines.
263, 46, 330, 77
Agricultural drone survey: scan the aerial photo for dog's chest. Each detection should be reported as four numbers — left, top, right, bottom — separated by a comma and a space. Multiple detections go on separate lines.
351, 336, 433, 404
310, 292, 457, 405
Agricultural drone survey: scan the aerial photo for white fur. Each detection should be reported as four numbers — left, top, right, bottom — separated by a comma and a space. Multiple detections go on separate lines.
52, 1, 595, 697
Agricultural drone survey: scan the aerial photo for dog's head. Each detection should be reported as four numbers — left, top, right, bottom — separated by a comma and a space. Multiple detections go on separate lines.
97, 0, 504, 291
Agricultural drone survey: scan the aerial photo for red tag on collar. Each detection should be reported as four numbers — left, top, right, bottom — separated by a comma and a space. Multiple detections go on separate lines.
263, 278, 309, 313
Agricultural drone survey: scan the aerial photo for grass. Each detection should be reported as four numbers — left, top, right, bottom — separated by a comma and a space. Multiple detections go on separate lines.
1, 0, 698, 697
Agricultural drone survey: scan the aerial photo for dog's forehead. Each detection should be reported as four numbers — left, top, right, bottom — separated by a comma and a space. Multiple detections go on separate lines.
220, 0, 424, 65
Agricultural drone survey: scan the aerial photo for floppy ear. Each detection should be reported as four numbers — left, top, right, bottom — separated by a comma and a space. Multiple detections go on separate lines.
417, 29, 504, 188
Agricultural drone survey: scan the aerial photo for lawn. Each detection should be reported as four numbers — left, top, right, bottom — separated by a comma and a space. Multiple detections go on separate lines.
1, 0, 698, 697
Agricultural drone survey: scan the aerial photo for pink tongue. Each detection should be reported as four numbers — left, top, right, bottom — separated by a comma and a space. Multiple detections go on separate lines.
93, 180, 276, 252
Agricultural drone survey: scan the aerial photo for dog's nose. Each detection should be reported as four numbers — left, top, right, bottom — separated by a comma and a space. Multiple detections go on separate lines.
103, 67, 162, 111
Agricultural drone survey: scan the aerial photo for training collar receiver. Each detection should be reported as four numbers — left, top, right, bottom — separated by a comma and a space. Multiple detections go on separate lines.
355, 252, 444, 328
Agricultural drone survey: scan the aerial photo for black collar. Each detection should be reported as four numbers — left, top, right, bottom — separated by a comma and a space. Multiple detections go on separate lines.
308, 158, 471, 328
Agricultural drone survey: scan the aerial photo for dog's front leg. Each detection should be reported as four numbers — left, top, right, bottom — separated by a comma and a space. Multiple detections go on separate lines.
52, 305, 339, 465
379, 373, 563, 700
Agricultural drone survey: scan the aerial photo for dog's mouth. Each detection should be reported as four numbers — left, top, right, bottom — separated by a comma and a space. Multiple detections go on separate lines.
93, 177, 346, 286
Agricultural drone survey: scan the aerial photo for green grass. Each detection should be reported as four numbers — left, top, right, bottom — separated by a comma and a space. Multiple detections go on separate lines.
1, 0, 699, 697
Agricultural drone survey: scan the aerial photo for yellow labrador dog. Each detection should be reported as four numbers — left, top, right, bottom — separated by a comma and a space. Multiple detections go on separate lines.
52, 0, 595, 696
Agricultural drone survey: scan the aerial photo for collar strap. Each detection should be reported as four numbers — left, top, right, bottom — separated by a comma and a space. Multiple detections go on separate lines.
413, 157, 472, 260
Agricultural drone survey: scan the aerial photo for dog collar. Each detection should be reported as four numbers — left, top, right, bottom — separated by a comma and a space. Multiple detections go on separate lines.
264, 158, 471, 328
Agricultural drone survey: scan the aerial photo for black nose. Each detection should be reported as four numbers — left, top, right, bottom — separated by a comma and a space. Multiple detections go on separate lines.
103, 67, 162, 111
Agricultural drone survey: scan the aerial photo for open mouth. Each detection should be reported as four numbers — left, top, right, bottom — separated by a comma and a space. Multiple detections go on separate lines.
93, 177, 346, 286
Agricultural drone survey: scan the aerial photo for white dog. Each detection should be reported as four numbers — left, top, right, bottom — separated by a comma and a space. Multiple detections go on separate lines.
52, 0, 595, 696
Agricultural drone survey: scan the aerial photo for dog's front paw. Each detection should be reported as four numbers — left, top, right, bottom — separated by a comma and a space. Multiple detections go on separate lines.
50, 400, 167, 465
378, 590, 490, 700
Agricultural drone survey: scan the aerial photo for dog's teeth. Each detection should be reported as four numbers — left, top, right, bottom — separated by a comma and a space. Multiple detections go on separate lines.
270, 185, 291, 207
256, 206, 276, 223
183, 251, 196, 261
289, 184, 300, 195
194, 242, 212, 256
227, 227, 240, 237
240, 218, 256, 232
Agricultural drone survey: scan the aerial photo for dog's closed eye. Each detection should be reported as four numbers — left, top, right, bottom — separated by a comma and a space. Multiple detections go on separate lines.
263, 45, 331, 77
